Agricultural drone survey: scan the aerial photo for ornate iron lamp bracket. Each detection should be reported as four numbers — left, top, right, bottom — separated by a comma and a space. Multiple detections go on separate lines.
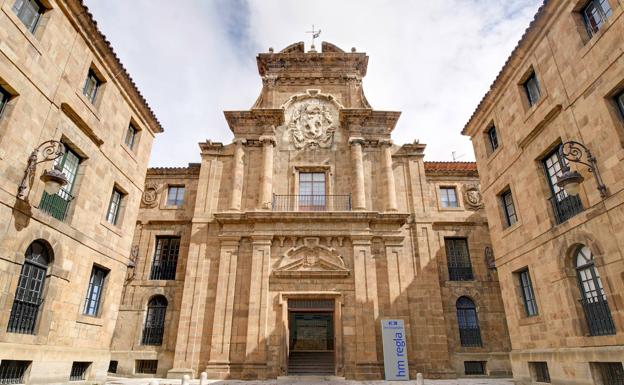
559, 140, 607, 198
17, 140, 66, 200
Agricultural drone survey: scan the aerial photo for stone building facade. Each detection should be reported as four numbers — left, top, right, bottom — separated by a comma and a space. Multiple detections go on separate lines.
462, 1, 624, 384
111, 42, 511, 380
0, 0, 162, 384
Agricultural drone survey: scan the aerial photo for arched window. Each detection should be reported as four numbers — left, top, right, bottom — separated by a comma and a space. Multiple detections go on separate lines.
456, 296, 482, 347
575, 246, 615, 336
142, 296, 167, 345
7, 241, 51, 334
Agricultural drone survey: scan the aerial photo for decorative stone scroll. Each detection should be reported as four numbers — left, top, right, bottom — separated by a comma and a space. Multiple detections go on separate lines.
463, 184, 484, 210
141, 182, 160, 207
273, 237, 349, 278
283, 90, 341, 150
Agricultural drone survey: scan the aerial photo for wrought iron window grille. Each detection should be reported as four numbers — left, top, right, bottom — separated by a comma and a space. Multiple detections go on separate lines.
150, 237, 180, 280
446, 238, 474, 281
135, 360, 158, 375
69, 362, 90, 381
0, 360, 30, 384
464, 361, 486, 375
530, 362, 551, 383
594, 362, 624, 385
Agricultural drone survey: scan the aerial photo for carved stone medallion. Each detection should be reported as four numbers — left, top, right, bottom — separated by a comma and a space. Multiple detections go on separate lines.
141, 182, 160, 207
286, 97, 337, 150
463, 184, 484, 210
273, 237, 349, 278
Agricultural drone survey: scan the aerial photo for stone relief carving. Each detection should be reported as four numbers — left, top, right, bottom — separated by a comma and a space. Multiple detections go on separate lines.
141, 182, 160, 207
273, 237, 349, 278
485, 246, 496, 269
284, 92, 339, 150
463, 184, 484, 210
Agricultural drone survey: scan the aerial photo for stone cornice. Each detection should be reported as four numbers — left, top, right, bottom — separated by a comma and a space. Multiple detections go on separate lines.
340, 109, 401, 138
146, 163, 201, 177
224, 109, 284, 137
213, 211, 410, 226
61, 1, 164, 134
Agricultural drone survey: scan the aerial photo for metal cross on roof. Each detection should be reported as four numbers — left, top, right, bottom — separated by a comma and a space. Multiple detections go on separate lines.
305, 25, 321, 50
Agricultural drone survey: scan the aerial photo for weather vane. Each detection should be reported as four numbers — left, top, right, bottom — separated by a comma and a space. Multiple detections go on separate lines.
305, 24, 321, 51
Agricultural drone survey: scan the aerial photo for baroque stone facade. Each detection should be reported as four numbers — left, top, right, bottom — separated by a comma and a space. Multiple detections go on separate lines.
0, 1, 162, 384
111, 42, 511, 380
463, 1, 624, 384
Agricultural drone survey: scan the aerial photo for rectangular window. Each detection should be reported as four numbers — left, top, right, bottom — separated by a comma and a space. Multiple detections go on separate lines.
107, 361, 118, 374
83, 266, 107, 316
582, 0, 612, 37
166, 186, 185, 206
487, 125, 499, 153
82, 69, 101, 104
106, 188, 123, 225
135, 360, 158, 375
523, 72, 541, 107
39, 147, 81, 221
616, 90, 624, 119
445, 238, 473, 281
124, 123, 138, 150
501, 189, 518, 227
0, 86, 11, 119
440, 187, 459, 208
12, 0, 44, 32
0, 360, 30, 384
464, 361, 486, 375
69, 362, 90, 381
150, 236, 180, 280
530, 362, 551, 383
519, 269, 539, 316
593, 362, 624, 385
299, 172, 326, 211
542, 147, 583, 224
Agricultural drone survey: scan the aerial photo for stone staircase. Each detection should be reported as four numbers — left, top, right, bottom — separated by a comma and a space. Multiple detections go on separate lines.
287, 351, 335, 375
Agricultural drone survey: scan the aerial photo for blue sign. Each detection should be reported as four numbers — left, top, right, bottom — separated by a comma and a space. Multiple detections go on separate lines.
381, 319, 410, 380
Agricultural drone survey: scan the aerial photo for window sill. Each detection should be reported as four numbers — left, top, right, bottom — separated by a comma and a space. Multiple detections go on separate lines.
1, 6, 44, 56
76, 314, 104, 327
120, 143, 138, 162
439, 206, 463, 211
100, 219, 123, 237
74, 90, 101, 121
523, 94, 548, 123
517, 314, 544, 326
160, 205, 184, 210
501, 221, 521, 238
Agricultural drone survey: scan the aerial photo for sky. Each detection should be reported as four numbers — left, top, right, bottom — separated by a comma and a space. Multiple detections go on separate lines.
84, 0, 543, 167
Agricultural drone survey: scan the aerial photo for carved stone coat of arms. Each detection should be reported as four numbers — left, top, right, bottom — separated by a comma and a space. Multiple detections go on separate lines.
287, 99, 336, 150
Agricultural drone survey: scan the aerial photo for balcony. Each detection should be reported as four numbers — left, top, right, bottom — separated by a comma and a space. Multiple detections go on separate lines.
38, 190, 74, 221
548, 191, 583, 224
580, 295, 616, 336
459, 326, 483, 347
272, 194, 351, 212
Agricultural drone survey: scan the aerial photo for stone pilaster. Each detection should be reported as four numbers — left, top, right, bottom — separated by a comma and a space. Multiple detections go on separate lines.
258, 136, 275, 210
229, 139, 246, 211
349, 137, 366, 211
352, 237, 378, 367
207, 238, 240, 375
380, 140, 398, 212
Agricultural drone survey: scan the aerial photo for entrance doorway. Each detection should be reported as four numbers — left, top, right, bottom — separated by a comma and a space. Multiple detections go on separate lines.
287, 299, 335, 375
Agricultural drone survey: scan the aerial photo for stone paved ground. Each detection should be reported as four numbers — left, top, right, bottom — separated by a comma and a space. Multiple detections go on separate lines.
106, 376, 514, 385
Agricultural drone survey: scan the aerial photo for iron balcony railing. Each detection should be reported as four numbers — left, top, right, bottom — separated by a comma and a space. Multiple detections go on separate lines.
142, 325, 165, 346
580, 295, 616, 336
149, 259, 178, 280
7, 297, 43, 334
272, 194, 351, 212
548, 191, 583, 224
448, 266, 474, 281
39, 190, 74, 221
459, 327, 483, 347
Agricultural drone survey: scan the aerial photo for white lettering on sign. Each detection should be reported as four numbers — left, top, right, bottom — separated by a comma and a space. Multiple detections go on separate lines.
381, 319, 410, 380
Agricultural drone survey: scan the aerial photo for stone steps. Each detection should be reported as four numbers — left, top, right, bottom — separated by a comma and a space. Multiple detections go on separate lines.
288, 351, 335, 375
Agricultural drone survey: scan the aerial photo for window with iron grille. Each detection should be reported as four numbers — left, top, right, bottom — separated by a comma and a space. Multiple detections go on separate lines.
83, 266, 108, 316
7, 241, 50, 334
518, 269, 539, 316
142, 296, 167, 345
530, 362, 551, 383
616, 90, 624, 119
106, 188, 124, 225
575, 246, 615, 336
0, 360, 30, 384
464, 361, 486, 375
83, 69, 101, 104
39, 146, 80, 221
107, 361, 118, 374
440, 187, 459, 208
500, 189, 517, 227
523, 72, 541, 107
299, 172, 326, 210
487, 125, 499, 153
150, 236, 180, 280
135, 360, 158, 375
166, 186, 185, 206
542, 147, 583, 224
582, 0, 612, 37
12, 0, 44, 32
445, 238, 473, 281
456, 297, 482, 347
124, 123, 139, 150
0, 86, 11, 119
69, 362, 90, 381
593, 362, 624, 385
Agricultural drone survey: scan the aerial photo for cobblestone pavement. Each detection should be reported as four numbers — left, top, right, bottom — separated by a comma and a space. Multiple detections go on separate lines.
106, 376, 514, 385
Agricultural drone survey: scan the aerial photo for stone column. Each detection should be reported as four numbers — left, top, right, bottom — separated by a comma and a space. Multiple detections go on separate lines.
352, 237, 378, 367
258, 136, 275, 210
349, 137, 366, 211
244, 236, 272, 369
229, 139, 245, 211
208, 238, 239, 369
380, 140, 398, 211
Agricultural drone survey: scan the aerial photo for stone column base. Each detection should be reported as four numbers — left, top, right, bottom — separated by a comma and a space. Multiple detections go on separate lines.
167, 368, 195, 379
